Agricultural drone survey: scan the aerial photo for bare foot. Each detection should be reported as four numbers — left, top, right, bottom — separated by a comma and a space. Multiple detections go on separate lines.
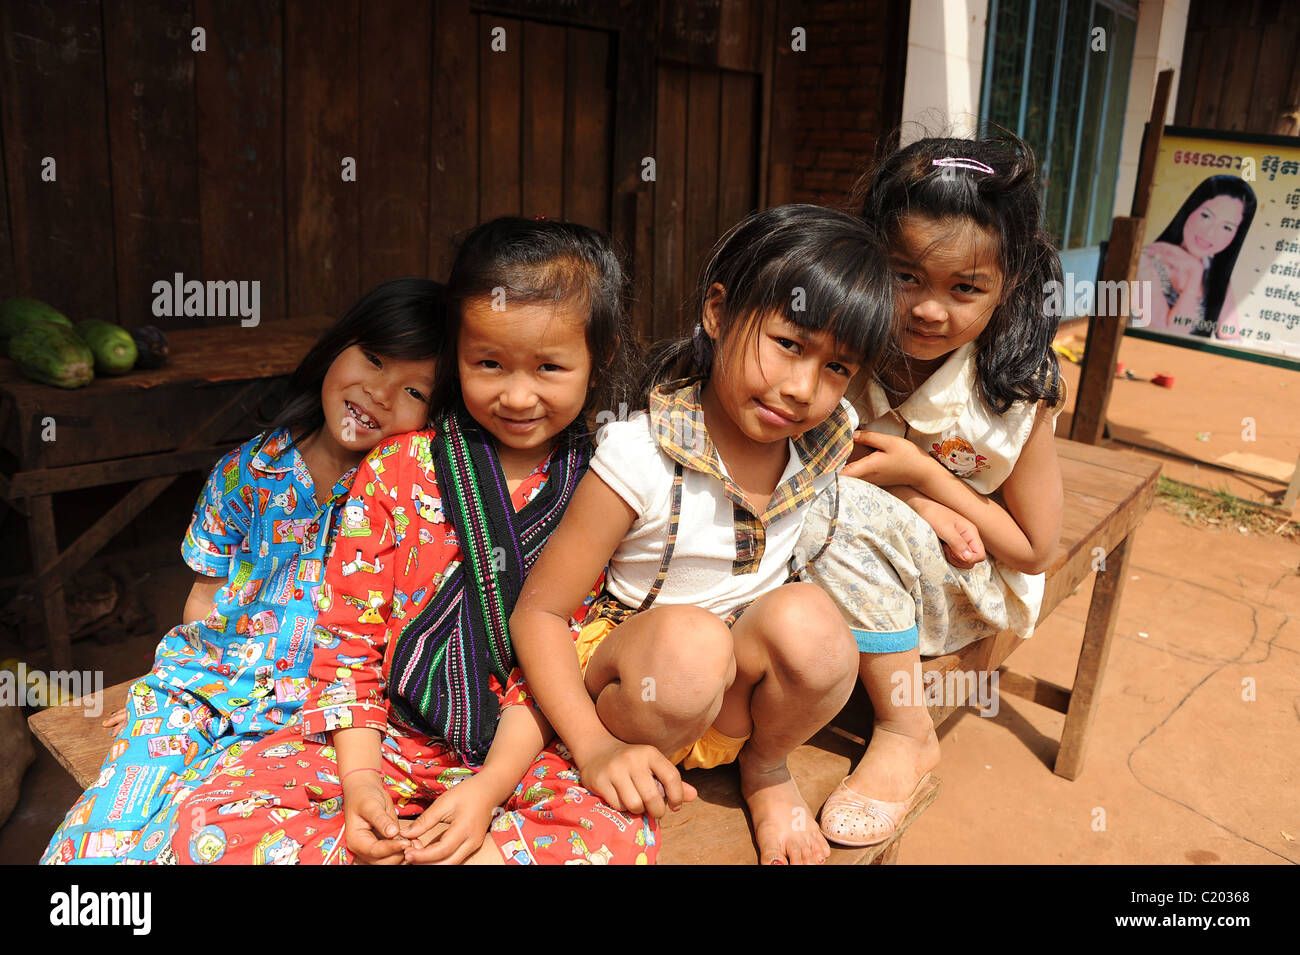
739, 749, 828, 865
843, 716, 941, 803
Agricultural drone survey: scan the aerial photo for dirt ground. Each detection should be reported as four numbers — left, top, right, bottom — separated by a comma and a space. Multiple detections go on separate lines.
1, 331, 1295, 865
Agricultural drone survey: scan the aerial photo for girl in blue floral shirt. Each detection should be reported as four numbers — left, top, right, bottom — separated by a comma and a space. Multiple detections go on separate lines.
40, 279, 443, 864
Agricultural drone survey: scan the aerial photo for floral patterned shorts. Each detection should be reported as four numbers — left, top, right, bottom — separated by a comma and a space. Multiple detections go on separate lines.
795, 477, 1041, 657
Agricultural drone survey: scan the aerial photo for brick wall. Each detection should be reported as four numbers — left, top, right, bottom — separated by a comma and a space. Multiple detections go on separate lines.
788, 0, 906, 206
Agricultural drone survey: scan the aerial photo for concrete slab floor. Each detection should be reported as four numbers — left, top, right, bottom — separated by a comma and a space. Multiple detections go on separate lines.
900, 505, 1298, 864
1054, 322, 1299, 512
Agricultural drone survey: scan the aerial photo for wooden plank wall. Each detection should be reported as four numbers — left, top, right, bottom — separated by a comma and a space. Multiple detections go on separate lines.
1175, 0, 1300, 136
0, 0, 777, 345
652, 0, 764, 341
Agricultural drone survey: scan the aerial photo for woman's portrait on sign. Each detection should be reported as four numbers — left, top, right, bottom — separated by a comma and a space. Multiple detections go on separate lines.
1138, 175, 1257, 341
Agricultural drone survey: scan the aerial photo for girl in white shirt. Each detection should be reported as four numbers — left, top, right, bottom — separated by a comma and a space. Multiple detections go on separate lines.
512, 205, 896, 865
802, 134, 1067, 848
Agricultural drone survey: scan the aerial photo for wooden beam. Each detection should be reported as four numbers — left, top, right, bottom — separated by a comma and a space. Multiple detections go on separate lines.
26, 494, 72, 670
33, 384, 258, 587
996, 668, 1072, 714
609, 0, 657, 341
1071, 70, 1176, 446
7, 447, 227, 498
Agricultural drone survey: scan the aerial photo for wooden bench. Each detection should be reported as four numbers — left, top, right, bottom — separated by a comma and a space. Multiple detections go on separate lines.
29, 437, 1160, 865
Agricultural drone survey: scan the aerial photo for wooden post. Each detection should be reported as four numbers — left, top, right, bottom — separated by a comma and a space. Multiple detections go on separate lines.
1069, 216, 1145, 445
1131, 70, 1176, 220
1069, 69, 1175, 445
26, 495, 71, 671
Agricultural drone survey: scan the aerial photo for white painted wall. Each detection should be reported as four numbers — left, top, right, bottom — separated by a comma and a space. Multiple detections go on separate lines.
1111, 0, 1190, 218
897, 0, 1190, 311
899, 0, 991, 140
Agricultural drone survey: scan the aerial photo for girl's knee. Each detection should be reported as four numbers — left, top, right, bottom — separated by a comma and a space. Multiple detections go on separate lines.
755, 583, 857, 683
638, 607, 733, 721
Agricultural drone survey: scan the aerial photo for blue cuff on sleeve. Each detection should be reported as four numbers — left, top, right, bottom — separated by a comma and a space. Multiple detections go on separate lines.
851, 624, 919, 654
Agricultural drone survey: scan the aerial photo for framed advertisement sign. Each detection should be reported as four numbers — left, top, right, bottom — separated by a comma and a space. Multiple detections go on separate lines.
1127, 126, 1300, 370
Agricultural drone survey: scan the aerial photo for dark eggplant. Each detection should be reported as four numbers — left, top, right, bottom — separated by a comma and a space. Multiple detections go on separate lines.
130, 325, 170, 369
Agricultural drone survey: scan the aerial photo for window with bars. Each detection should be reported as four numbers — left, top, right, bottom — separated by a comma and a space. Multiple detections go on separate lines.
980, 0, 1138, 252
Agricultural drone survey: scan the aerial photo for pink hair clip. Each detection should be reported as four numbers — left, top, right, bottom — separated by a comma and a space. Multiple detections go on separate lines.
932, 157, 995, 174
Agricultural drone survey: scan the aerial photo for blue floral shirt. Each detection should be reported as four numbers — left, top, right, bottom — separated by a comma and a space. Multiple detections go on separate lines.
153, 428, 358, 735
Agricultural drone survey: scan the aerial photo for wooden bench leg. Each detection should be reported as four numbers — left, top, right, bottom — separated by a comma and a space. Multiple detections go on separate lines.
1054, 533, 1133, 779
26, 493, 72, 672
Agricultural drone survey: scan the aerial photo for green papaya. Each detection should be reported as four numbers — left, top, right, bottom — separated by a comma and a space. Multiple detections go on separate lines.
75, 320, 137, 375
129, 325, 169, 369
8, 322, 94, 389
0, 298, 74, 347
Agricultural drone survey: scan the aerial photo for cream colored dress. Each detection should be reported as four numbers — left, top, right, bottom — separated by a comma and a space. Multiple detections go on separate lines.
796, 343, 1066, 657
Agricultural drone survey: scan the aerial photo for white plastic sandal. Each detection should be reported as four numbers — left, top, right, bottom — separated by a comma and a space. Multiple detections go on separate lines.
818, 773, 933, 847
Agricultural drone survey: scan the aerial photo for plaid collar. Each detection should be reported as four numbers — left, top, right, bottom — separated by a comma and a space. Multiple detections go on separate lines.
647, 378, 853, 525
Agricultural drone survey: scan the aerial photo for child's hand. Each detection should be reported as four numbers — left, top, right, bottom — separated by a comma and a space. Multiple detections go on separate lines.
911, 497, 986, 569
400, 777, 497, 865
843, 431, 928, 487
101, 708, 126, 730
342, 776, 409, 865
580, 740, 697, 818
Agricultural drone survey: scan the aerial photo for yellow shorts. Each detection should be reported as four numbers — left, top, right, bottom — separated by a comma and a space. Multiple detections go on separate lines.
573, 613, 750, 771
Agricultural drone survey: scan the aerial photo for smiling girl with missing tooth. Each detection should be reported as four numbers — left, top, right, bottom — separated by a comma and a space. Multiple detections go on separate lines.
42, 278, 443, 864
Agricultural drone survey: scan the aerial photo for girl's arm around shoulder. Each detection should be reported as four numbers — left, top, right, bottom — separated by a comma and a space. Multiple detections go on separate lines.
982, 399, 1063, 575
909, 400, 1062, 574
509, 470, 635, 768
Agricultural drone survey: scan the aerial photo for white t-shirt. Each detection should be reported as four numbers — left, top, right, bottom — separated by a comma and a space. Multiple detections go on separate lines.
590, 382, 855, 619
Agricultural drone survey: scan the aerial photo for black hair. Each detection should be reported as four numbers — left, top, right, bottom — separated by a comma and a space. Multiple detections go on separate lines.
641, 204, 896, 399
851, 128, 1064, 414
434, 216, 638, 421
257, 277, 445, 450
1152, 175, 1256, 334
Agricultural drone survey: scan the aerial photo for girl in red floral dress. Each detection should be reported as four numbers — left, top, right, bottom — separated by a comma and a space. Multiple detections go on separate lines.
173, 217, 655, 865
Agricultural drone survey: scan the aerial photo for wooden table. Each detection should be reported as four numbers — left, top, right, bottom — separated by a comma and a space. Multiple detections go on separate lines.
0, 315, 334, 669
